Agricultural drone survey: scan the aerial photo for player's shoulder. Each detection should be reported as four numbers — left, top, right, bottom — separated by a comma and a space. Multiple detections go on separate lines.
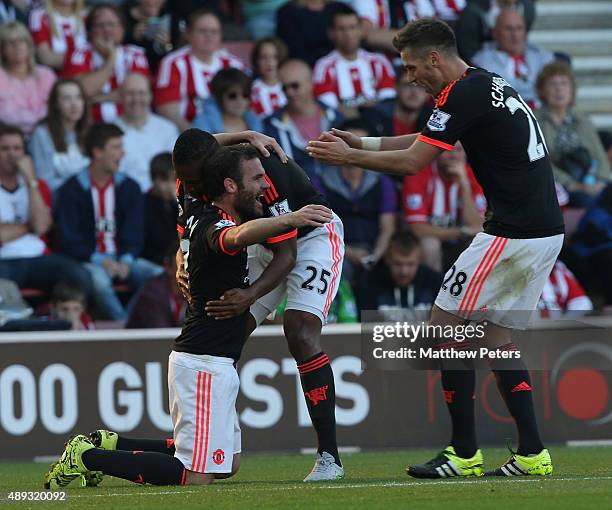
447, 67, 492, 98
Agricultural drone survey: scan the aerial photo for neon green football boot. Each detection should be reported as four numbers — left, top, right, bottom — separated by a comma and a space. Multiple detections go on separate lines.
407, 446, 484, 478
485, 448, 553, 476
43, 435, 97, 489
88, 429, 118, 450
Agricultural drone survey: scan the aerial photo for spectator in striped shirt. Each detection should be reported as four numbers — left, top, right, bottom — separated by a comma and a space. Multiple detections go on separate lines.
250, 37, 288, 118
154, 8, 247, 132
54, 123, 163, 321
313, 3, 395, 118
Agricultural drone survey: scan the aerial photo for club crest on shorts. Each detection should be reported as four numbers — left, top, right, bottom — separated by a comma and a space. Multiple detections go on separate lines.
212, 449, 225, 465
427, 109, 451, 131
269, 199, 292, 217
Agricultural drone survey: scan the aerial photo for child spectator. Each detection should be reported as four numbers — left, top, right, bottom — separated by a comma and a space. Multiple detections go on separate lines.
50, 280, 94, 329
192, 68, 263, 134
61, 3, 150, 123
250, 37, 288, 118
29, 0, 87, 71
29, 78, 90, 193
141, 152, 178, 266
125, 242, 186, 329
155, 8, 246, 131
0, 21, 57, 135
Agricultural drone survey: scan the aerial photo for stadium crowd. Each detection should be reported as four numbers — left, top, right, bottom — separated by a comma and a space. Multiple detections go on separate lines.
0, 0, 610, 331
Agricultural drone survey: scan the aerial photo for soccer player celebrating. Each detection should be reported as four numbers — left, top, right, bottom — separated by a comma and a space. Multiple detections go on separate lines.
174, 129, 346, 482
307, 18, 564, 478
43, 145, 333, 488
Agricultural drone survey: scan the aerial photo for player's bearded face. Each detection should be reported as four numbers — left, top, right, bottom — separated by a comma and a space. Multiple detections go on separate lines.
234, 159, 268, 220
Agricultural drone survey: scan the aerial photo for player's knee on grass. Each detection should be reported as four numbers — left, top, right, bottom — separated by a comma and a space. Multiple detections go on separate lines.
185, 470, 215, 485
214, 454, 240, 479
283, 310, 322, 362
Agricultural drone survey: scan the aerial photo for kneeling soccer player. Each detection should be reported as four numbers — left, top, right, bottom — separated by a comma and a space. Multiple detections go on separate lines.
44, 145, 334, 488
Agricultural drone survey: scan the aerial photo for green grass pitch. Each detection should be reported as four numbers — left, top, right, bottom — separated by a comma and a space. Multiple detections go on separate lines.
1, 447, 611, 509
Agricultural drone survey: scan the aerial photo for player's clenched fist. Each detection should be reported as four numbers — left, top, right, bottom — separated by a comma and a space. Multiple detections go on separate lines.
288, 204, 333, 228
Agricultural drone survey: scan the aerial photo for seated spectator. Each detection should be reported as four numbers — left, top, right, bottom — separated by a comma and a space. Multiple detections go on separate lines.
403, 142, 486, 273
276, 0, 344, 68
126, 242, 186, 329
50, 280, 94, 329
29, 78, 90, 194
0, 1, 28, 25
361, 68, 431, 137
456, 0, 535, 61
0, 21, 56, 135
537, 261, 593, 318
29, 0, 87, 71
240, 0, 288, 39
472, 7, 553, 108
264, 59, 343, 179
358, 231, 441, 314
0, 124, 92, 297
61, 3, 150, 123
250, 37, 288, 118
123, 0, 181, 74
116, 72, 178, 192
54, 123, 163, 321
192, 69, 263, 134
141, 152, 178, 266
313, 3, 395, 117
318, 120, 397, 280
534, 62, 611, 207
155, 8, 246, 131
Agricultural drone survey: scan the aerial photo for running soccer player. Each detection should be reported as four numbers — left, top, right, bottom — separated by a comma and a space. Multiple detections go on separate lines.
174, 129, 346, 482
43, 145, 333, 488
307, 17, 564, 478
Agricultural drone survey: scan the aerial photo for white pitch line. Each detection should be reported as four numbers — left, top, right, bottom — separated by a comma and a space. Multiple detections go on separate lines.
61, 476, 612, 499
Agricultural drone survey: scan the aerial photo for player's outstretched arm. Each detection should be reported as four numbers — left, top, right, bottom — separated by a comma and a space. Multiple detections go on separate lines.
326, 128, 419, 151
222, 205, 333, 252
307, 133, 442, 176
214, 131, 288, 163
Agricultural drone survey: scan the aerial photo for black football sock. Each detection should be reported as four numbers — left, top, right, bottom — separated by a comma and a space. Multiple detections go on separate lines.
436, 340, 477, 459
298, 352, 341, 466
115, 436, 176, 455
81, 449, 186, 485
490, 343, 544, 456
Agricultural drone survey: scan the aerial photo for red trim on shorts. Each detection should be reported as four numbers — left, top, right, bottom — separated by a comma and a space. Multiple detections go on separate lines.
191, 372, 203, 471
323, 222, 342, 316
266, 229, 297, 244
201, 373, 212, 472
458, 237, 501, 317
417, 135, 454, 151
180, 468, 187, 485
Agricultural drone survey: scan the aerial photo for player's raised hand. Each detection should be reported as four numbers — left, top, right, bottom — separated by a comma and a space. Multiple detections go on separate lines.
245, 131, 288, 163
289, 204, 333, 228
326, 128, 363, 149
205, 288, 256, 320
307, 134, 351, 166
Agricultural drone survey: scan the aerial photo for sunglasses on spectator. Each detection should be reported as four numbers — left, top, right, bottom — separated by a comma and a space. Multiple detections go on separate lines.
282, 82, 300, 93
225, 91, 250, 100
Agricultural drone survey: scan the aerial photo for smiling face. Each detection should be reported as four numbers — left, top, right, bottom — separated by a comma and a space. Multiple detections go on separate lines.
93, 136, 124, 174
121, 72, 152, 121
232, 157, 270, 220
400, 46, 445, 98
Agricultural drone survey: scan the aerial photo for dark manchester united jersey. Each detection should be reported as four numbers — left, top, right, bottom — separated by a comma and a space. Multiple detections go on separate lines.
176, 155, 328, 243
174, 204, 248, 360
418, 67, 564, 239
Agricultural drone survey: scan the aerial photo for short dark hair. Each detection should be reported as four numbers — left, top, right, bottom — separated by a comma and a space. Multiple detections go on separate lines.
84, 123, 124, 158
204, 144, 260, 200
172, 128, 220, 185
150, 152, 173, 181
392, 17, 457, 56
210, 68, 252, 104
251, 37, 289, 72
187, 8, 220, 30
86, 3, 124, 35
388, 231, 421, 255
328, 2, 359, 29
51, 280, 86, 305
0, 123, 25, 145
